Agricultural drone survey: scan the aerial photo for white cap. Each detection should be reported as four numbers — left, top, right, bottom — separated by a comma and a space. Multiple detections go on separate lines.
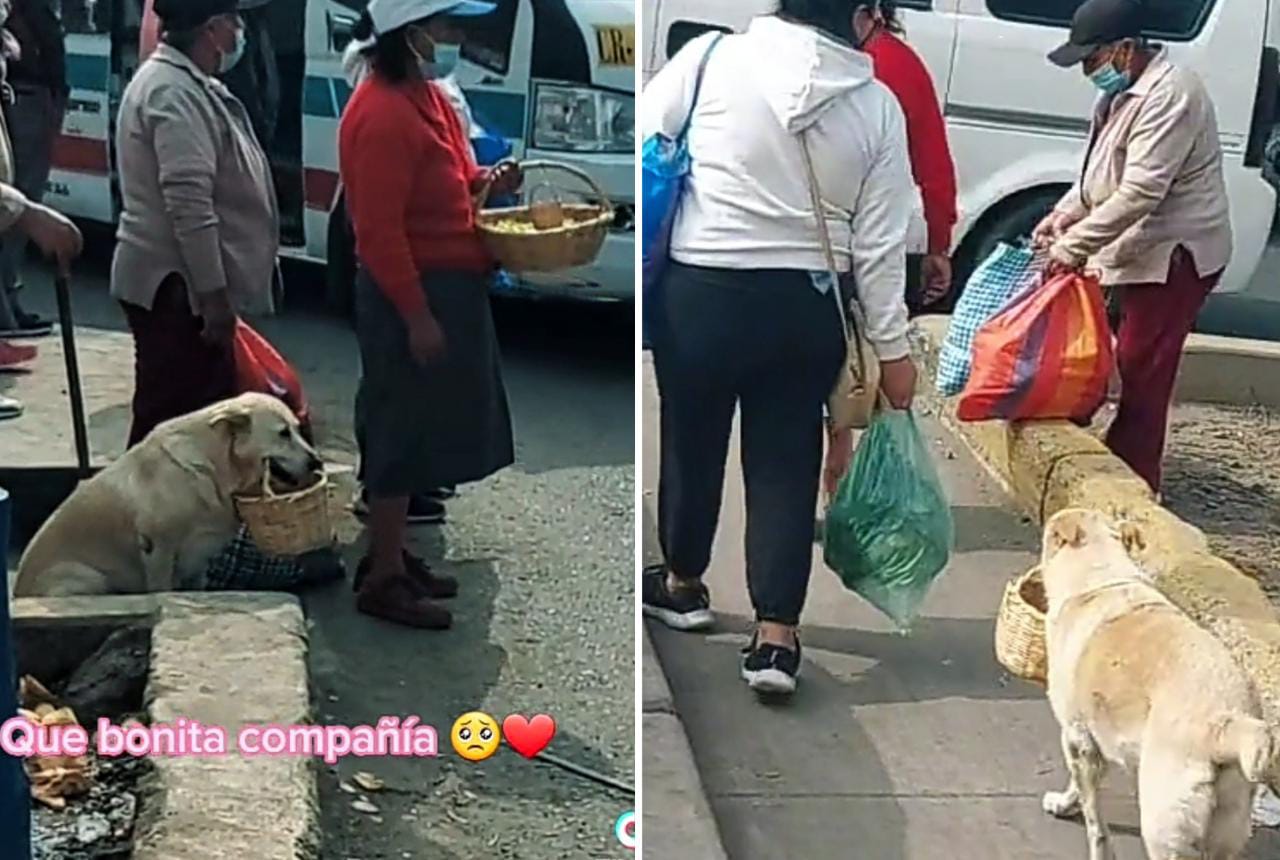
368, 0, 494, 37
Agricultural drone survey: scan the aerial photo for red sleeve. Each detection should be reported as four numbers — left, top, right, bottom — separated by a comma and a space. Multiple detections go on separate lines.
867, 35, 959, 255
342, 102, 428, 324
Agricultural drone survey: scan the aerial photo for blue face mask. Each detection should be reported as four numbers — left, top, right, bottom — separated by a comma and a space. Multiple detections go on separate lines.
426, 43, 460, 79
1089, 60, 1132, 96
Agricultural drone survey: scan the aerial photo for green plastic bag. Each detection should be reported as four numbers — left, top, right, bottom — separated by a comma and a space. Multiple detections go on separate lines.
823, 410, 954, 630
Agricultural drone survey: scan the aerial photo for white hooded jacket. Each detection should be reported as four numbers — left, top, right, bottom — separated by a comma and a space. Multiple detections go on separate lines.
643, 16, 914, 360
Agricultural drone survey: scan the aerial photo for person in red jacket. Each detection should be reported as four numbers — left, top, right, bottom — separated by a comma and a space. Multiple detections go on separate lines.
339, 0, 520, 630
854, 1, 958, 313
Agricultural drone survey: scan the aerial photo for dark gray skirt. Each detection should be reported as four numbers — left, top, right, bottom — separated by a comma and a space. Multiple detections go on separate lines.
354, 268, 514, 496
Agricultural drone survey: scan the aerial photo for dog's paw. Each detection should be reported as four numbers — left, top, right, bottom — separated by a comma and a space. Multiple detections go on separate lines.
1042, 790, 1081, 819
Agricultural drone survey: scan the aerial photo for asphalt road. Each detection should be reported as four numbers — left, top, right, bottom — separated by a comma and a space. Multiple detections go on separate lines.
13, 253, 637, 860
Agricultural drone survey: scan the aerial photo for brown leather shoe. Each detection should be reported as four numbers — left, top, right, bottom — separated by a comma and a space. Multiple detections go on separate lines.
353, 553, 458, 599
356, 575, 452, 630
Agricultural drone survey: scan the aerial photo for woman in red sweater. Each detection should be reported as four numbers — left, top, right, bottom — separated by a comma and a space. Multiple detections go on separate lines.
339, 0, 520, 629
855, 1, 958, 313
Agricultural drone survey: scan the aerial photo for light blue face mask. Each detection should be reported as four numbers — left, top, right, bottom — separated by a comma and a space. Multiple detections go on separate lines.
218, 23, 247, 74
425, 43, 460, 79
1089, 63, 1131, 95
1088, 48, 1133, 96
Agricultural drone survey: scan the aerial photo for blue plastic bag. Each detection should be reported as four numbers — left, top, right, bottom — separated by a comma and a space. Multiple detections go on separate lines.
823, 411, 954, 630
641, 34, 722, 344
936, 242, 1045, 396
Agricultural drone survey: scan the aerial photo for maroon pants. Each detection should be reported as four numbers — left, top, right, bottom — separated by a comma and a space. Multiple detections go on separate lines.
121, 275, 236, 449
1106, 248, 1219, 493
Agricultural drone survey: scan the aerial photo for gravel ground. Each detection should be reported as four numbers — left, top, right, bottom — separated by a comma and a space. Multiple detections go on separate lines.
13, 259, 637, 860
1160, 403, 1280, 603
1091, 400, 1280, 603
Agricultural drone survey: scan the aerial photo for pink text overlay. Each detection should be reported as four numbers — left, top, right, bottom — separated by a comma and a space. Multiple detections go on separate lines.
1, 716, 438, 765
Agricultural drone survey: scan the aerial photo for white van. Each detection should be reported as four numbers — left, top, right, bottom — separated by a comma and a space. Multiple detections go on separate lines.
644, 1, 1280, 301
48, 0, 636, 310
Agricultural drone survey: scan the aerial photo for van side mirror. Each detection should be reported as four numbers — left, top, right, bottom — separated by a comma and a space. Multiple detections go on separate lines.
328, 11, 357, 53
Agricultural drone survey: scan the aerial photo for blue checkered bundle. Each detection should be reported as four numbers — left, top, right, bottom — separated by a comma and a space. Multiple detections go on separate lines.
205, 526, 324, 591
936, 243, 1046, 396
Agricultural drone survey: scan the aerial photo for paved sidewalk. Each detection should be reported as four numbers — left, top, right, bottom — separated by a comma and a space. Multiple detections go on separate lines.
640, 355, 1280, 859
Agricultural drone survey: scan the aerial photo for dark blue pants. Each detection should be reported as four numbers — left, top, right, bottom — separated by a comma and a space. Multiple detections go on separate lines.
651, 263, 845, 626
0, 487, 31, 856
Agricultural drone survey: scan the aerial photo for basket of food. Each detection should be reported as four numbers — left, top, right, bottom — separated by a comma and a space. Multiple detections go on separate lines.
474, 160, 614, 273
994, 565, 1048, 685
234, 471, 332, 557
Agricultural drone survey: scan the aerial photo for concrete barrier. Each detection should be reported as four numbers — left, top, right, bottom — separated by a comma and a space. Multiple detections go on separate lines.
913, 316, 1280, 787
13, 593, 319, 859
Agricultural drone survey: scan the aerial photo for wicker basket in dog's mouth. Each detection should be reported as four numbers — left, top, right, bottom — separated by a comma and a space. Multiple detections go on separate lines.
995, 566, 1049, 686
234, 470, 332, 557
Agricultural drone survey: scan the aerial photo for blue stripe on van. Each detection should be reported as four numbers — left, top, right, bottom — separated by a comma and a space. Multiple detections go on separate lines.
66, 54, 109, 92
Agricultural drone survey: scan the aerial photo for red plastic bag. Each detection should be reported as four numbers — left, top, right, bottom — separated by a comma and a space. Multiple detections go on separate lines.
957, 271, 1114, 423
233, 320, 311, 432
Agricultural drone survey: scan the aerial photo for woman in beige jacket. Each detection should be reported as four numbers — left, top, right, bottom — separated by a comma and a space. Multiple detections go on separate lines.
111, 0, 279, 446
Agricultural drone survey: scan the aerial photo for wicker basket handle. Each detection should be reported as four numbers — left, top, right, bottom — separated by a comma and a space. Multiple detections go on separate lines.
259, 468, 279, 500
473, 159, 613, 213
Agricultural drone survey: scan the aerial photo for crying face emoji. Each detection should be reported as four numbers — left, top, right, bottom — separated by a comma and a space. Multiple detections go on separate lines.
451, 712, 501, 762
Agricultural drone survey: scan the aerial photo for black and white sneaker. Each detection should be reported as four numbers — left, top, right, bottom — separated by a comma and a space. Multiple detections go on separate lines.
352, 492, 446, 524
741, 633, 801, 696
642, 565, 714, 632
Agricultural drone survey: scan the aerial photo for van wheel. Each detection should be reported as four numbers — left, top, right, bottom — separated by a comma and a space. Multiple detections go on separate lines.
948, 188, 1067, 311
326, 195, 356, 322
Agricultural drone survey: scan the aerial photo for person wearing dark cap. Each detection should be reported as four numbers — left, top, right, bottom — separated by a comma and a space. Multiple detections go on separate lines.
1032, 0, 1231, 495
111, 0, 279, 448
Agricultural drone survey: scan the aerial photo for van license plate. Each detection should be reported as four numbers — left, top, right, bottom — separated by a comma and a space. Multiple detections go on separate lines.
596, 25, 634, 67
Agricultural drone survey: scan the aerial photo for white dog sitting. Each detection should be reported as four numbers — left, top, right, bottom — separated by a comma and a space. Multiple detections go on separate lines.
15, 393, 321, 597
1039, 508, 1275, 860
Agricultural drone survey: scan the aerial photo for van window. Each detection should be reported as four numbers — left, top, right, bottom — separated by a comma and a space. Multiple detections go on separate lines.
986, 0, 1216, 41
666, 21, 731, 59
459, 1, 519, 76
666, 2, 934, 59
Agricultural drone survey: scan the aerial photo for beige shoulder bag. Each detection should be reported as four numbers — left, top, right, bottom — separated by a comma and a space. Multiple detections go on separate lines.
799, 134, 880, 431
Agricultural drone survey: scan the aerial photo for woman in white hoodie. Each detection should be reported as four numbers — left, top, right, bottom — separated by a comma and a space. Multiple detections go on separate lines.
641, 0, 917, 697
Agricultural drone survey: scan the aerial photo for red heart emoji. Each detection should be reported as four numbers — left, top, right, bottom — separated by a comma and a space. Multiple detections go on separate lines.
502, 714, 556, 759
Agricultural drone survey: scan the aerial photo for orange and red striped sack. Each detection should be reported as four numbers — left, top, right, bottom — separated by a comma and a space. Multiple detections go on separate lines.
957, 271, 1114, 423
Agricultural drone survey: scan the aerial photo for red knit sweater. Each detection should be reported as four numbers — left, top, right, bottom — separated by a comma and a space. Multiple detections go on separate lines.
864, 31, 958, 256
338, 76, 492, 322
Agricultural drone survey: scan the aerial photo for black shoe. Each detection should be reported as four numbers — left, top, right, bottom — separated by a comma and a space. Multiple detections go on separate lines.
353, 492, 446, 525
425, 485, 456, 500
0, 310, 52, 338
642, 565, 714, 632
741, 633, 801, 696
406, 495, 446, 524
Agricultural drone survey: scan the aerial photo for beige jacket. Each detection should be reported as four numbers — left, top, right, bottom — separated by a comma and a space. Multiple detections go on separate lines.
1052, 50, 1232, 286
110, 45, 278, 314
0, 107, 28, 231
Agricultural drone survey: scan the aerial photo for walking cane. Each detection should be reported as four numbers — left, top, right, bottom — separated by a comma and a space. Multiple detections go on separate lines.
53, 273, 92, 477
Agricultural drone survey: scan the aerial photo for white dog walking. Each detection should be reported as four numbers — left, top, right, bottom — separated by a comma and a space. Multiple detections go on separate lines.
1039, 508, 1275, 860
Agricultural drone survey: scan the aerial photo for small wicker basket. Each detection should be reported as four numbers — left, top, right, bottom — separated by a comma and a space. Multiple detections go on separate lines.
234, 471, 332, 557
474, 160, 613, 273
995, 566, 1049, 685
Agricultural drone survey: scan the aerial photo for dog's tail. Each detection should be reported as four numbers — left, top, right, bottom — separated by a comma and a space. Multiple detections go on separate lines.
1211, 713, 1276, 783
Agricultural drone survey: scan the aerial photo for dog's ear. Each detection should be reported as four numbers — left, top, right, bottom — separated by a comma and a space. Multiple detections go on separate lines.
1119, 522, 1146, 556
209, 404, 252, 435
1047, 513, 1087, 551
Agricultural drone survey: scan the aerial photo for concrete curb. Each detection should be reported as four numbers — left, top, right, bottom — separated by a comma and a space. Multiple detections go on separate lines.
640, 492, 729, 860
14, 592, 320, 859
1178, 333, 1280, 409
641, 625, 729, 860
913, 316, 1280, 790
